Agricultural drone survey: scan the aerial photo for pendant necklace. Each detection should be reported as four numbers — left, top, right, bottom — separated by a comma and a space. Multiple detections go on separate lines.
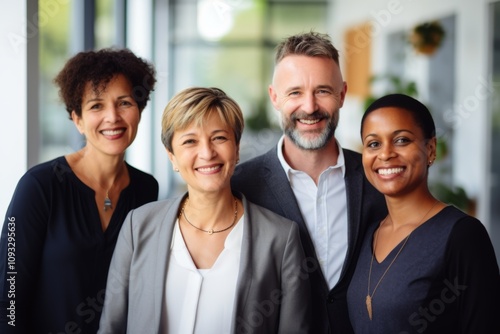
366, 200, 439, 320
180, 197, 238, 235
104, 191, 113, 211
89, 165, 124, 212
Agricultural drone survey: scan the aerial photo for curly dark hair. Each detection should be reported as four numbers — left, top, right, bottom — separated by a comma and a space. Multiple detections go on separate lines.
54, 48, 156, 118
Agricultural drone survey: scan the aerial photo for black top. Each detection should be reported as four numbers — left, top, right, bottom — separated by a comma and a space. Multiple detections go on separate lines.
347, 206, 500, 334
0, 156, 158, 333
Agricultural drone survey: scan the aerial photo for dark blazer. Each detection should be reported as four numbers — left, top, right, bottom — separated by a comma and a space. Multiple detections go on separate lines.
98, 193, 312, 334
231, 146, 387, 334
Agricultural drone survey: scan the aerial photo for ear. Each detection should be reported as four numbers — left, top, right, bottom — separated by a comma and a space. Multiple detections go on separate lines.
71, 111, 84, 134
268, 84, 280, 111
427, 137, 437, 164
339, 81, 348, 108
167, 149, 178, 171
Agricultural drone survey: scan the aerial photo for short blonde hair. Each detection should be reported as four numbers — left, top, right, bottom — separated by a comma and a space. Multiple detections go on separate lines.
161, 87, 244, 152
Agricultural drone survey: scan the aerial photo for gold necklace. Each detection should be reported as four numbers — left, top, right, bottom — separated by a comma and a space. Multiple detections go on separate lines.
180, 197, 238, 235
366, 200, 439, 320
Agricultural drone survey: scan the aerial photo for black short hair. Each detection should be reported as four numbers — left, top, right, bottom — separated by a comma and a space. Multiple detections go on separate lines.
361, 93, 436, 140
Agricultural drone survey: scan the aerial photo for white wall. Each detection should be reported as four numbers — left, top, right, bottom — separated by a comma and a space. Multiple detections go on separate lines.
0, 1, 30, 224
329, 0, 494, 225
124, 0, 154, 174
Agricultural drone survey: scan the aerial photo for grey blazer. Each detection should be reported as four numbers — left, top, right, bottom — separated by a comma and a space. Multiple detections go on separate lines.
231, 147, 387, 334
98, 193, 311, 334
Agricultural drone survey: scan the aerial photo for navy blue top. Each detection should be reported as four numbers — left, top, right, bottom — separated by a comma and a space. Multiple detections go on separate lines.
0, 156, 158, 333
347, 206, 500, 333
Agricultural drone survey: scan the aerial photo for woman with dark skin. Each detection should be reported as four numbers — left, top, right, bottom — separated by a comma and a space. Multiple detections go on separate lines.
0, 48, 158, 333
347, 94, 500, 333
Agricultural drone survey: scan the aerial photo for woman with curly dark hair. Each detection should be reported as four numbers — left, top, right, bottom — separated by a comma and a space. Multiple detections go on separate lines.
0, 48, 159, 333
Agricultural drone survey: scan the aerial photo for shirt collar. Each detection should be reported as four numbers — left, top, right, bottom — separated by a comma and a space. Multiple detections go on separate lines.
276, 135, 346, 179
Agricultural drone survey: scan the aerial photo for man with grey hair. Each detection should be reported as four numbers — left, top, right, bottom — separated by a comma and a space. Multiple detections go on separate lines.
232, 31, 387, 333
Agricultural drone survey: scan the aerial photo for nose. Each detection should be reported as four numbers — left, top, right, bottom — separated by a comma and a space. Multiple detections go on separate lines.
106, 105, 121, 123
199, 140, 216, 160
302, 93, 318, 114
378, 144, 397, 161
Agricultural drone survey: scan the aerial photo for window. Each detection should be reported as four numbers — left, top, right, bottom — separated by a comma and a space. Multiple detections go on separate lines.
38, 0, 120, 163
167, 0, 328, 195
488, 0, 500, 265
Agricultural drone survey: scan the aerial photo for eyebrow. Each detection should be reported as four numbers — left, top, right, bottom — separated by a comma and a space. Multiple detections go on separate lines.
84, 95, 132, 106
363, 129, 415, 140
284, 84, 334, 94
178, 129, 229, 138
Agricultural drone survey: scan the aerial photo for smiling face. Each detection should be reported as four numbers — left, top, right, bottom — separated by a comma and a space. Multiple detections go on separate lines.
167, 112, 239, 195
72, 74, 140, 157
361, 107, 436, 197
269, 55, 347, 150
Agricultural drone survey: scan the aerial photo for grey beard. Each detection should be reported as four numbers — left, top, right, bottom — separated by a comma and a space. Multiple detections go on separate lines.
285, 126, 334, 150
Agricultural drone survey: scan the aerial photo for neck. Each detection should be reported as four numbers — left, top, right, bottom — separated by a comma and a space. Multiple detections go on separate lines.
183, 191, 237, 230
384, 193, 440, 229
282, 136, 339, 183
68, 149, 127, 190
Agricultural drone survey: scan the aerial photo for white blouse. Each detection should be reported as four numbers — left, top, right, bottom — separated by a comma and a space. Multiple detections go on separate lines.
161, 216, 244, 334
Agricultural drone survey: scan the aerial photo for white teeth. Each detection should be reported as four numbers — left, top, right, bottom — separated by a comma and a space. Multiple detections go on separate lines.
378, 168, 404, 175
102, 129, 124, 136
299, 119, 320, 125
197, 166, 221, 172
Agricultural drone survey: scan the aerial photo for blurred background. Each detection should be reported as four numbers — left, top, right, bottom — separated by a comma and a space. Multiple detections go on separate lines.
1, 0, 500, 265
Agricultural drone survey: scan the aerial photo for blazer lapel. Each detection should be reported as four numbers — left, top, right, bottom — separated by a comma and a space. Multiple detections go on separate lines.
151, 195, 185, 330
260, 149, 329, 293
341, 150, 364, 280
260, 149, 304, 224
233, 195, 254, 328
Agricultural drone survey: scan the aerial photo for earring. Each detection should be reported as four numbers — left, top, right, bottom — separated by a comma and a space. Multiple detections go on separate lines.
174, 168, 179, 172
428, 160, 434, 166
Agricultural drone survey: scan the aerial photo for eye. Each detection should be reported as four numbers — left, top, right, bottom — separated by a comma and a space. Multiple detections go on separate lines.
394, 137, 411, 145
181, 139, 196, 145
288, 91, 300, 96
117, 99, 135, 109
213, 135, 228, 143
89, 103, 101, 110
366, 140, 380, 149
317, 89, 331, 95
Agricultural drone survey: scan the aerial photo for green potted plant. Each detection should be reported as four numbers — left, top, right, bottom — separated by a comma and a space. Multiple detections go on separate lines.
409, 21, 445, 55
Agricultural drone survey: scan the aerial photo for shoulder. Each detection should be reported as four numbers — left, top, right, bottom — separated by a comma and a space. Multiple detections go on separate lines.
126, 163, 159, 200
129, 197, 179, 221
445, 206, 489, 240
235, 147, 277, 172
441, 206, 497, 261
26, 156, 70, 176
243, 196, 296, 232
341, 148, 363, 171
342, 147, 362, 160
126, 163, 158, 186
443, 206, 500, 281
17, 156, 71, 187
233, 147, 280, 185
120, 197, 182, 237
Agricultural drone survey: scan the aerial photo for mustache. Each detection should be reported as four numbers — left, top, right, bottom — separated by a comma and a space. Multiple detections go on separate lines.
290, 110, 330, 121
